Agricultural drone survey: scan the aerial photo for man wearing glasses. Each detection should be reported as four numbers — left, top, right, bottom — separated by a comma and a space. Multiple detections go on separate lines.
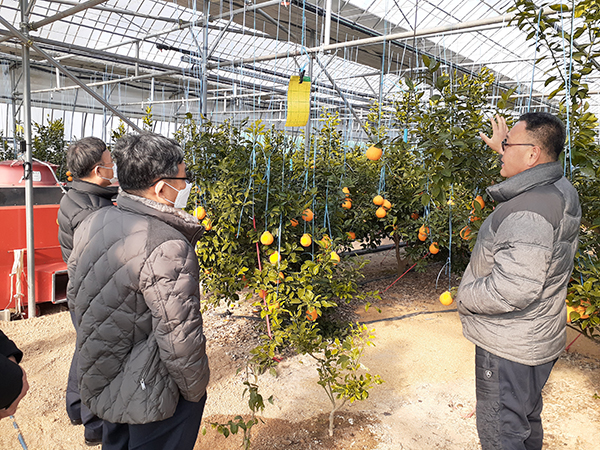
67, 133, 209, 450
58, 136, 118, 446
456, 112, 581, 450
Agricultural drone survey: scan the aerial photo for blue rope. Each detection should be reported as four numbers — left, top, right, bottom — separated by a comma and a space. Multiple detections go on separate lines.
527, 8, 543, 111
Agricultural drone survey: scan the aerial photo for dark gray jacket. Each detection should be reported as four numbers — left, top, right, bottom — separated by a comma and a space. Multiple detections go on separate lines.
68, 190, 209, 424
57, 180, 117, 263
457, 161, 581, 366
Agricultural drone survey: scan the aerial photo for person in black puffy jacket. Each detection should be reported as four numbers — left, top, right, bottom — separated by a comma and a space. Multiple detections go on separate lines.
68, 133, 208, 450
57, 137, 117, 446
0, 330, 28, 419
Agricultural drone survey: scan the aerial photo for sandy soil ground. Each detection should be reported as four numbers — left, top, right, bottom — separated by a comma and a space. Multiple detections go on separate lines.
1, 253, 599, 450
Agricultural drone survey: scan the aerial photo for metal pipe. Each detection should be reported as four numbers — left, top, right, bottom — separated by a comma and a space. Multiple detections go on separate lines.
0, 16, 142, 132
96, 0, 283, 53
323, 0, 333, 47
31, 70, 179, 94
29, 0, 109, 31
201, 0, 209, 119
314, 54, 369, 135
207, 6, 563, 70
20, 0, 35, 318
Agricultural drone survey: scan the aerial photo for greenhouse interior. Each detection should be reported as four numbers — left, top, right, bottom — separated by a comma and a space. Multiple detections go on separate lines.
1, 1, 600, 450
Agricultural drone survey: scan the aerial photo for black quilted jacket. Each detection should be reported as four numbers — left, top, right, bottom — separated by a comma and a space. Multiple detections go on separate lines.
57, 180, 117, 264
67, 190, 209, 424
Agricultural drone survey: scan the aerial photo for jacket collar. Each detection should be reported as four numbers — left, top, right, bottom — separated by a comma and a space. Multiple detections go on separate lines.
116, 190, 204, 244
71, 179, 118, 200
486, 161, 564, 203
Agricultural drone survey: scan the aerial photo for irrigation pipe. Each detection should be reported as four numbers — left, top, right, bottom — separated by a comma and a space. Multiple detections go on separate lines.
361, 308, 458, 325
10, 416, 28, 450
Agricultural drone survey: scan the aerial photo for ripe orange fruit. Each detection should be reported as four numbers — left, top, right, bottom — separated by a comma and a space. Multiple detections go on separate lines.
300, 233, 312, 247
418, 232, 427, 241
320, 235, 332, 249
382, 199, 392, 210
306, 308, 318, 321
469, 214, 480, 222
342, 199, 352, 209
290, 218, 299, 227
472, 195, 485, 210
439, 291, 453, 306
429, 242, 439, 254
260, 230, 274, 245
258, 289, 267, 300
373, 195, 384, 206
276, 271, 284, 284
376, 207, 387, 218
347, 231, 356, 240
68, 176, 73, 182
410, 212, 419, 220
269, 251, 280, 264
302, 209, 314, 222
193, 206, 206, 220
66, 171, 72, 176
460, 226, 471, 240
366, 145, 382, 161
330, 251, 340, 264
202, 218, 213, 231
342, 187, 350, 196
418, 225, 429, 236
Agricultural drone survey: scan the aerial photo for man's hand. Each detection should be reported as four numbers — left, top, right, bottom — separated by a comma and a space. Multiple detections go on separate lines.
0, 366, 29, 420
480, 114, 508, 155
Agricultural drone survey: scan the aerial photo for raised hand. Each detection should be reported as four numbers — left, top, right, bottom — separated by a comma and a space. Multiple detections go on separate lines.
480, 114, 508, 155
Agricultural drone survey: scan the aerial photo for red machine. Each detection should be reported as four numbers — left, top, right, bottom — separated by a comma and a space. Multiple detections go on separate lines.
0, 160, 67, 315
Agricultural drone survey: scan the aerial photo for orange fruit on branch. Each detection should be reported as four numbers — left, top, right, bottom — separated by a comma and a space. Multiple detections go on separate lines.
342, 187, 350, 196
429, 242, 439, 254
330, 251, 340, 264
290, 218, 299, 227
366, 145, 383, 161
410, 212, 419, 220
302, 209, 314, 222
439, 291, 454, 306
418, 232, 427, 242
306, 308, 318, 321
342, 199, 352, 209
472, 195, 485, 210
269, 251, 280, 265
460, 226, 471, 240
373, 195, 384, 206
376, 207, 387, 218
300, 233, 312, 247
193, 206, 206, 220
202, 218, 213, 231
418, 225, 429, 236
347, 231, 356, 240
260, 230, 274, 245
382, 199, 392, 210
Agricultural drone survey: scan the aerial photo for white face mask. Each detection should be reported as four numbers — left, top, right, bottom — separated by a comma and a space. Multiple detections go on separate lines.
163, 180, 192, 209
96, 164, 117, 184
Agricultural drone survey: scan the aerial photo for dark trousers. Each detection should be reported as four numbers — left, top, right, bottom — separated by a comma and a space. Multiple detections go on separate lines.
67, 309, 103, 441
102, 394, 207, 450
475, 346, 556, 450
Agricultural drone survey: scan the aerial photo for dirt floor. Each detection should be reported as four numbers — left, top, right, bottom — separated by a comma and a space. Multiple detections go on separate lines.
1, 250, 599, 450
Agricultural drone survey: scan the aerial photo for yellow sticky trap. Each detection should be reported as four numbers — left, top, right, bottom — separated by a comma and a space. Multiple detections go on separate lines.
285, 75, 311, 127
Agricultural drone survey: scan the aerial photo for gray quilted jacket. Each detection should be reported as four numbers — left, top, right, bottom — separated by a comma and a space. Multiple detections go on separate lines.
456, 161, 581, 366
67, 190, 209, 424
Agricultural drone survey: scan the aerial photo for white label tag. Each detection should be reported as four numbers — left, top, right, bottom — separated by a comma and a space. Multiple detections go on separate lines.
32, 171, 41, 182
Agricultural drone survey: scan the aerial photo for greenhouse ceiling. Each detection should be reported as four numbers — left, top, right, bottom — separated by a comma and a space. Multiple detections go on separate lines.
0, 0, 595, 138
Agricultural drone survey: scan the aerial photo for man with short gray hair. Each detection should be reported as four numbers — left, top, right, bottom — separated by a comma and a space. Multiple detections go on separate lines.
68, 132, 208, 450
457, 112, 581, 450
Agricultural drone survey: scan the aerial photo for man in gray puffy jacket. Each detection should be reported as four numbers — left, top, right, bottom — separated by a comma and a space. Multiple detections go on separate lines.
456, 112, 581, 450
68, 133, 209, 450
58, 136, 117, 445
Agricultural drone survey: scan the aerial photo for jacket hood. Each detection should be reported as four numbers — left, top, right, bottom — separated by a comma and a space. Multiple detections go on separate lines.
486, 161, 564, 203
71, 179, 118, 200
117, 190, 204, 244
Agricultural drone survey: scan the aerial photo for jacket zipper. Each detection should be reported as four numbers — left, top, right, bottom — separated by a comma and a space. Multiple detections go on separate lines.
138, 347, 159, 391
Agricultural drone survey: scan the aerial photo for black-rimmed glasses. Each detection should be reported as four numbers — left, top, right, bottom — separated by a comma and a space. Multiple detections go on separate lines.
501, 139, 535, 152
